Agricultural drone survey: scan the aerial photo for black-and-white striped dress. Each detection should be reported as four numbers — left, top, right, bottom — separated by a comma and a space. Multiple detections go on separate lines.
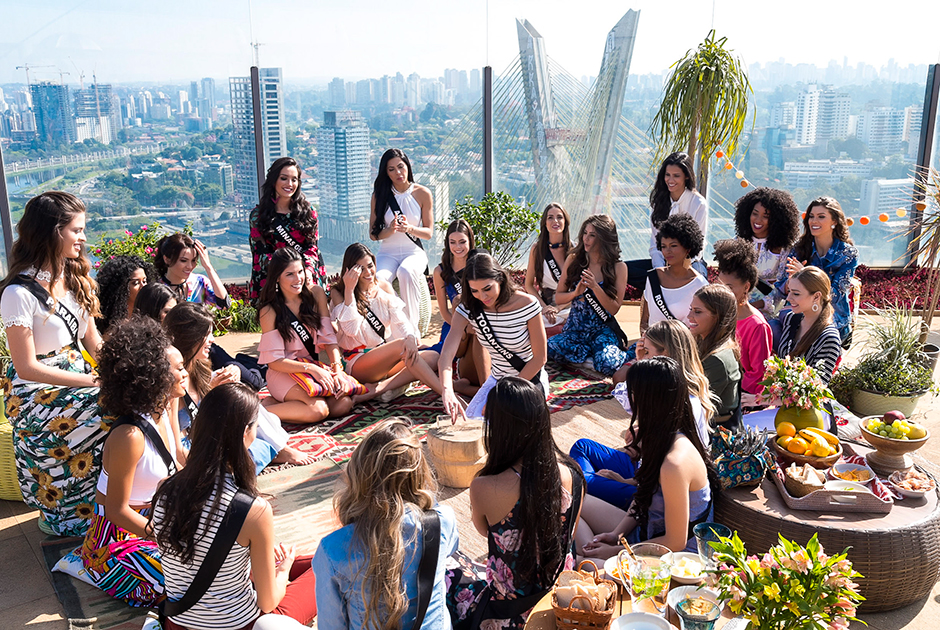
457, 297, 542, 379
152, 474, 260, 630
778, 310, 842, 383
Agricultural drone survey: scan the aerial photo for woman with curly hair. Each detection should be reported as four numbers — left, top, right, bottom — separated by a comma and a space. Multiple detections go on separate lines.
0, 191, 105, 536
626, 152, 708, 290
524, 203, 574, 333
688, 284, 742, 428
369, 148, 434, 331
95, 255, 156, 335
580, 357, 716, 558
733, 187, 800, 316
249, 157, 327, 300
65, 317, 185, 606
133, 283, 178, 323
152, 384, 317, 630
154, 232, 230, 309
775, 196, 858, 344
639, 213, 709, 334
547, 215, 629, 376
314, 417, 458, 630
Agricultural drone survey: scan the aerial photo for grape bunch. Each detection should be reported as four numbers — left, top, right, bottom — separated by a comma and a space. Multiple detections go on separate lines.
867, 418, 912, 440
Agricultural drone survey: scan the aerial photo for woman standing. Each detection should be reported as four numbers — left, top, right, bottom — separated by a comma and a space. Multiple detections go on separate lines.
152, 384, 317, 630
154, 232, 230, 309
0, 191, 105, 536
446, 378, 583, 630
440, 252, 547, 422
524, 203, 573, 332
625, 152, 708, 290
314, 418, 459, 630
688, 284, 742, 429
74, 317, 184, 606
249, 157, 327, 300
775, 196, 858, 344
776, 267, 842, 384
369, 149, 433, 331
548, 215, 629, 376
579, 357, 716, 556
94, 255, 155, 336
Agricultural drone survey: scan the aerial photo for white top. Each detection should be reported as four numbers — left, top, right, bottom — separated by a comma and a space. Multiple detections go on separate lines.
541, 259, 560, 291
649, 189, 708, 266
154, 474, 259, 630
643, 271, 709, 327
96, 412, 176, 504
1, 284, 90, 368
382, 183, 425, 250
456, 297, 542, 379
331, 289, 418, 351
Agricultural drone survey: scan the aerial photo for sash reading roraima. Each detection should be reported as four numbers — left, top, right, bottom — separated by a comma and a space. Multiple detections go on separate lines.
583, 289, 630, 350
10, 275, 81, 347
274, 223, 306, 254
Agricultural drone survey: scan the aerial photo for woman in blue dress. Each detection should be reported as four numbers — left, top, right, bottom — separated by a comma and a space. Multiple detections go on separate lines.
547, 215, 629, 376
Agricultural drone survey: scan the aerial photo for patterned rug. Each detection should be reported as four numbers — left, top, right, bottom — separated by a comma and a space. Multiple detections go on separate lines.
265, 363, 611, 473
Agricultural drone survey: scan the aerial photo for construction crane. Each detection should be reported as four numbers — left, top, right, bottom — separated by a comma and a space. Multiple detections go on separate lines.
55, 69, 71, 85
70, 57, 85, 89
15, 63, 54, 86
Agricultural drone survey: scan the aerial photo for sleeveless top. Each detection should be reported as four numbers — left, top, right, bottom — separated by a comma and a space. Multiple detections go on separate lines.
382, 183, 424, 250
154, 474, 259, 629
96, 411, 176, 504
541, 260, 560, 292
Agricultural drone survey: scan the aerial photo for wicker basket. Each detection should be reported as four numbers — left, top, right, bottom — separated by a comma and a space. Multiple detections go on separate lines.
783, 471, 824, 498
0, 411, 23, 502
551, 561, 617, 630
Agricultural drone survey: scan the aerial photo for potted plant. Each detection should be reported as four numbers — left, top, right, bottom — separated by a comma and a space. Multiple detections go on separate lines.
708, 532, 864, 630
758, 356, 833, 432
440, 192, 539, 267
830, 303, 937, 417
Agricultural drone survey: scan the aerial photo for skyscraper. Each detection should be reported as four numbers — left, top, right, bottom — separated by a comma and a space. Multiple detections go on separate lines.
31, 82, 73, 145
229, 68, 288, 209
815, 90, 851, 145
317, 110, 371, 243
329, 78, 346, 108
74, 84, 114, 144
200, 77, 217, 120
794, 85, 819, 145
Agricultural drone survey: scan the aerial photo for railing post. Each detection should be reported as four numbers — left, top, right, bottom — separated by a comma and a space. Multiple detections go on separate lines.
0, 142, 13, 270
250, 66, 266, 205
908, 63, 940, 266
483, 65, 493, 196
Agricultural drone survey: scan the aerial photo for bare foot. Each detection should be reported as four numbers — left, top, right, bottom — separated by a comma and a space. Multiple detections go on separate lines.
453, 377, 479, 397
272, 445, 316, 466
352, 382, 379, 404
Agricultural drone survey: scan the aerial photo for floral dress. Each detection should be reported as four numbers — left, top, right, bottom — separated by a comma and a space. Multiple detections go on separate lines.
546, 284, 627, 376
446, 479, 577, 630
249, 209, 327, 300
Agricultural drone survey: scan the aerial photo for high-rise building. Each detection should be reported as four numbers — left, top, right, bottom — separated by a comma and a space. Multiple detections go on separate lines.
815, 90, 851, 145
345, 82, 357, 105
229, 68, 288, 208
317, 110, 371, 243
904, 105, 924, 159
857, 107, 906, 154
794, 85, 820, 145
200, 77, 217, 120
329, 78, 346, 108
860, 178, 914, 215
770, 102, 795, 127
30, 82, 74, 145
356, 79, 373, 105
74, 84, 114, 144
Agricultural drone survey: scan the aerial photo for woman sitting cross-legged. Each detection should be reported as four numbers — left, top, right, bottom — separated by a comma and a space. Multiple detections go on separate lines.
776, 266, 842, 384
67, 317, 185, 606
313, 418, 458, 630
446, 377, 584, 630
258, 247, 375, 425
571, 320, 714, 509
440, 252, 547, 422
152, 383, 317, 630
579, 357, 717, 558
330, 242, 442, 401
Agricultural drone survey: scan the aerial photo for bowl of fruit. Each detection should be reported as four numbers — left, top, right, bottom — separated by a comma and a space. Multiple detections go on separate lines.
860, 411, 929, 476
773, 422, 842, 468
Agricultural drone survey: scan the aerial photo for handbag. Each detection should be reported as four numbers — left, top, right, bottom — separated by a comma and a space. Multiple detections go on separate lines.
709, 426, 770, 489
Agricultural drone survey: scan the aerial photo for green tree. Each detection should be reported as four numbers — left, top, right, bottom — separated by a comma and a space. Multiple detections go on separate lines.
650, 30, 752, 195
441, 192, 539, 266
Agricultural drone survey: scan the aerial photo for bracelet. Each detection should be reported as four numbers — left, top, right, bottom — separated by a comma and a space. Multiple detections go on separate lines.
330, 361, 344, 373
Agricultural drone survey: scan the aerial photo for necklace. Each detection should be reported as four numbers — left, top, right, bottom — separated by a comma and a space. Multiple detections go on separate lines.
26, 266, 62, 284
548, 241, 565, 249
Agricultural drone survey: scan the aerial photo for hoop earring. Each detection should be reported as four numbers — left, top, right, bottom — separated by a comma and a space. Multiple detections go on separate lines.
812, 303, 819, 312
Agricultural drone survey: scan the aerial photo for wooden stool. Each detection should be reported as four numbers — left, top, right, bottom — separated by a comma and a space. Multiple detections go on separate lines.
426, 421, 486, 488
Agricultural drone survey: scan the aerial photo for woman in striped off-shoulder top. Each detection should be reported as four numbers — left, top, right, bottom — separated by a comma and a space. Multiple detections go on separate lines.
776, 266, 842, 384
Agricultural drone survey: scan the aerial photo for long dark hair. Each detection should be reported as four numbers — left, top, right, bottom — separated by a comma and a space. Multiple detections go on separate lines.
371, 148, 415, 239
95, 255, 156, 332
693, 284, 740, 361
163, 302, 214, 398
133, 283, 177, 322
480, 377, 582, 585
153, 232, 196, 278
626, 357, 716, 534
733, 187, 800, 253
650, 152, 696, 228
563, 215, 621, 300
250, 157, 316, 243
0, 191, 100, 317
441, 219, 475, 286
331, 243, 377, 317
258, 248, 323, 343
460, 251, 517, 318
151, 383, 259, 563
793, 197, 853, 262
533, 203, 572, 288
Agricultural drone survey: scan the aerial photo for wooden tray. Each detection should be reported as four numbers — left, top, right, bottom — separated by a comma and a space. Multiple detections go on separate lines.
770, 464, 893, 514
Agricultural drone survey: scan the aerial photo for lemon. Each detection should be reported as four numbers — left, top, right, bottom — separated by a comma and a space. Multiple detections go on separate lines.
811, 437, 830, 457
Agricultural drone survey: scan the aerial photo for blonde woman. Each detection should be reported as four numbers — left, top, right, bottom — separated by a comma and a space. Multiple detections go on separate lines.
574, 320, 713, 508
776, 266, 842, 383
313, 418, 458, 630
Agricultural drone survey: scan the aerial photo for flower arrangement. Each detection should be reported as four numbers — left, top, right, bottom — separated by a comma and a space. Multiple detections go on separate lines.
758, 356, 833, 409
90, 222, 166, 270
709, 532, 864, 630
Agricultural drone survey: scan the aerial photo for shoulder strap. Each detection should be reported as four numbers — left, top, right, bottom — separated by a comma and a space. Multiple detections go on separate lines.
388, 193, 424, 250
473, 310, 527, 373
182, 392, 200, 426
411, 509, 441, 630
583, 289, 630, 350
645, 269, 675, 320
9, 275, 81, 346
287, 309, 321, 359
161, 488, 255, 619
108, 414, 176, 475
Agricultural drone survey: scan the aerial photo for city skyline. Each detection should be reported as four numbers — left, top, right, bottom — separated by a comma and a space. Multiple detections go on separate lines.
2, 1, 939, 86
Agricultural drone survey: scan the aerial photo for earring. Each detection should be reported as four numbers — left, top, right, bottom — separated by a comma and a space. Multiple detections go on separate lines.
275, 282, 280, 292
812, 302, 819, 312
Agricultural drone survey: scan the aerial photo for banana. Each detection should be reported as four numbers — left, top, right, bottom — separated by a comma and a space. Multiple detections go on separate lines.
799, 427, 839, 446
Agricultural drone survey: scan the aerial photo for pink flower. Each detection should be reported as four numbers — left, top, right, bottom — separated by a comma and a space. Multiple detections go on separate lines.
146, 247, 153, 254
455, 587, 476, 619
486, 557, 515, 597
759, 552, 778, 569
834, 598, 856, 617
125, 230, 133, 236
492, 529, 521, 553
827, 617, 850, 630
141, 225, 148, 230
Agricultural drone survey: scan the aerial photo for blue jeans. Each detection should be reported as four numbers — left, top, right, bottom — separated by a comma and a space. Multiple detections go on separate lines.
569, 439, 637, 509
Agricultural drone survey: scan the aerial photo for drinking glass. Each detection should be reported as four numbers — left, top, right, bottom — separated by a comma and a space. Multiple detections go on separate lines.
675, 595, 722, 630
692, 523, 732, 570
626, 542, 673, 616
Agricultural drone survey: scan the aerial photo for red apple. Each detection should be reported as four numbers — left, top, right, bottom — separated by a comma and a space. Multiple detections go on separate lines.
883, 410, 906, 423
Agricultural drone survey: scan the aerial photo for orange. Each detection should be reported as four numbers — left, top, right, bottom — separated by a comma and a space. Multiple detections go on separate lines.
787, 436, 809, 454
777, 422, 797, 438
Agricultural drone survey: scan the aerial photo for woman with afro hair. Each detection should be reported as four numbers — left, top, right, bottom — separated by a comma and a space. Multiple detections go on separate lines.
733, 187, 800, 317
95, 255, 156, 335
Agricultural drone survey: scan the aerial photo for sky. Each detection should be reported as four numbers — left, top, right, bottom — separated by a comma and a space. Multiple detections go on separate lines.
1, 0, 940, 87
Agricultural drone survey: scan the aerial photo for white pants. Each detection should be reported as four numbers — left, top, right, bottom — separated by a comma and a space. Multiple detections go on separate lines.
252, 613, 310, 629
256, 405, 289, 452
377, 243, 429, 333
465, 370, 550, 419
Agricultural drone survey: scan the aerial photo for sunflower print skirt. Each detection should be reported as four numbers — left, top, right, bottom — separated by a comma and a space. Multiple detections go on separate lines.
2, 345, 106, 537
